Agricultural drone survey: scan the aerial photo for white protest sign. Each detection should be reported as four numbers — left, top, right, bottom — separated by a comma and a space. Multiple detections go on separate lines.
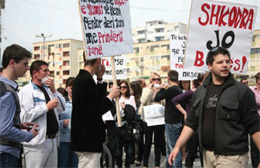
143, 104, 165, 126
170, 34, 203, 80
184, 0, 258, 74
78, 0, 133, 59
102, 55, 127, 80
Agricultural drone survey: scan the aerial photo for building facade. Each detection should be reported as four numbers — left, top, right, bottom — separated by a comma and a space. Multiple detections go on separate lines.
17, 39, 84, 88
249, 29, 260, 77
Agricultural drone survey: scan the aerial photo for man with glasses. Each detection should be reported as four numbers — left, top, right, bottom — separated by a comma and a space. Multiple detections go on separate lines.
168, 47, 260, 168
240, 77, 249, 86
154, 70, 183, 168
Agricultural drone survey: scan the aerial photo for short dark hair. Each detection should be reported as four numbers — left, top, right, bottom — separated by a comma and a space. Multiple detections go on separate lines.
255, 72, 260, 82
206, 47, 230, 65
66, 77, 76, 88
240, 77, 247, 83
84, 58, 99, 66
168, 70, 178, 82
30, 60, 49, 77
2, 44, 32, 69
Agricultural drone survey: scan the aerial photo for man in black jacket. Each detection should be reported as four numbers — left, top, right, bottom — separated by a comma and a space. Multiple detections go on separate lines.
71, 58, 119, 168
168, 47, 260, 168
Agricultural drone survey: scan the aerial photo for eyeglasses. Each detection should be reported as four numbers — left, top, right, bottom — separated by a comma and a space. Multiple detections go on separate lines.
152, 78, 161, 81
242, 82, 248, 85
120, 86, 127, 89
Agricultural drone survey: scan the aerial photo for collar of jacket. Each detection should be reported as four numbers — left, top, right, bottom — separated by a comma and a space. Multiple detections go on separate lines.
203, 72, 236, 89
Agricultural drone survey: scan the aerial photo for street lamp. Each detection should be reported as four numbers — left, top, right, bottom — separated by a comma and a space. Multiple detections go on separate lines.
36, 33, 52, 60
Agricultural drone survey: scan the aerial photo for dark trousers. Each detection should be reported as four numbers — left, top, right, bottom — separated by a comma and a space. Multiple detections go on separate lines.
185, 131, 203, 168
58, 142, 78, 168
143, 123, 165, 167
0, 153, 20, 168
115, 127, 134, 168
136, 120, 144, 162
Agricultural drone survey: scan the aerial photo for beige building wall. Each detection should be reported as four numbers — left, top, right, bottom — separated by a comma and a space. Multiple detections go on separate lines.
249, 29, 260, 77
17, 39, 83, 88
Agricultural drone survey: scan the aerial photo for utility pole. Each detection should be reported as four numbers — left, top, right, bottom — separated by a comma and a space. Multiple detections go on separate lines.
36, 33, 52, 60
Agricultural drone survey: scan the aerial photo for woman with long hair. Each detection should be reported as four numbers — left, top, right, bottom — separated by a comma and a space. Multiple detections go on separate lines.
115, 80, 136, 168
139, 73, 165, 168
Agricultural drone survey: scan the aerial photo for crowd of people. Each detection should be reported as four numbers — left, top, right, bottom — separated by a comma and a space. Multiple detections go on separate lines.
0, 44, 260, 168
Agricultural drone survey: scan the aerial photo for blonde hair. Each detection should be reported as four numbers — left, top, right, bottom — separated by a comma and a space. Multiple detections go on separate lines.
149, 72, 161, 84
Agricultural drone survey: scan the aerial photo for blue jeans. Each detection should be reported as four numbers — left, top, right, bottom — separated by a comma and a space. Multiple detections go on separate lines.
165, 123, 183, 168
58, 142, 78, 168
0, 153, 19, 167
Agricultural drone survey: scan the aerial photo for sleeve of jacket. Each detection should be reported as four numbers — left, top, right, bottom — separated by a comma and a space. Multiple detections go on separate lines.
241, 87, 259, 135
184, 90, 199, 131
19, 86, 49, 122
140, 87, 152, 105
53, 91, 66, 114
154, 88, 167, 102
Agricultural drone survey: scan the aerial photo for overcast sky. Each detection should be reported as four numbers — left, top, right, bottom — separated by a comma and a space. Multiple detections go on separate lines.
0, 0, 260, 53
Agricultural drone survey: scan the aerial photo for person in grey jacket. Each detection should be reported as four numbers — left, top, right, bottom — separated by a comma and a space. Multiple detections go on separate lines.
168, 47, 260, 168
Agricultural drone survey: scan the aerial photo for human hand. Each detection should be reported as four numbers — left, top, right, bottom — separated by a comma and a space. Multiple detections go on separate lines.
45, 78, 56, 93
120, 102, 125, 110
168, 147, 180, 166
63, 119, 69, 127
21, 122, 39, 130
29, 124, 39, 138
46, 98, 59, 110
96, 65, 105, 79
108, 85, 120, 99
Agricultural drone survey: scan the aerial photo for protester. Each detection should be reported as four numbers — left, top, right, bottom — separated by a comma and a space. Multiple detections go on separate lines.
250, 72, 260, 168
171, 74, 206, 168
154, 70, 183, 168
138, 78, 147, 88
140, 72, 165, 168
115, 80, 136, 168
240, 77, 249, 86
130, 81, 144, 166
57, 86, 67, 97
71, 58, 119, 168
179, 80, 190, 92
58, 77, 78, 168
19, 60, 66, 168
0, 44, 38, 167
168, 47, 260, 168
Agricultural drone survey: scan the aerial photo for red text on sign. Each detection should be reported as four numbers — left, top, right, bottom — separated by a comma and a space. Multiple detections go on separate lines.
198, 3, 254, 30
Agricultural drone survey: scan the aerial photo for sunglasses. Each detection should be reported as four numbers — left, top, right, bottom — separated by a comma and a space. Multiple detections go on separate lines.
152, 78, 161, 81
120, 86, 127, 89
242, 82, 248, 85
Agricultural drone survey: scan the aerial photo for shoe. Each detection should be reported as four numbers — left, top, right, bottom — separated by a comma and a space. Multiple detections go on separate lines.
135, 160, 141, 167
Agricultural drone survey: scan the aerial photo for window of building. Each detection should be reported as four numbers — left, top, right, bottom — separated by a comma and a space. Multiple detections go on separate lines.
251, 48, 260, 54
155, 37, 164, 41
55, 44, 62, 48
63, 70, 70, 75
63, 61, 70, 66
174, 26, 179, 32
34, 46, 40, 51
150, 45, 159, 51
56, 71, 60, 76
34, 54, 40, 59
63, 43, 70, 48
63, 51, 70, 57
161, 44, 170, 50
155, 28, 164, 33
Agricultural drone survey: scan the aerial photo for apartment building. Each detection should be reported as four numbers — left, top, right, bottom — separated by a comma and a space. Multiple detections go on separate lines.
249, 29, 260, 77
132, 20, 187, 43
17, 39, 84, 88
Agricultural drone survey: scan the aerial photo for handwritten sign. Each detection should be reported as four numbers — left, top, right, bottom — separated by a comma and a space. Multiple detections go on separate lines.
79, 0, 133, 59
184, 0, 258, 74
170, 34, 203, 80
102, 55, 126, 80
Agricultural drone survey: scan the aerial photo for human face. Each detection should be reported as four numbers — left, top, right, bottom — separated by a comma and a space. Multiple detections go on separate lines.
151, 75, 161, 84
66, 85, 73, 98
241, 79, 248, 86
119, 83, 128, 95
181, 81, 190, 91
13, 58, 30, 78
208, 54, 230, 84
34, 65, 50, 80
